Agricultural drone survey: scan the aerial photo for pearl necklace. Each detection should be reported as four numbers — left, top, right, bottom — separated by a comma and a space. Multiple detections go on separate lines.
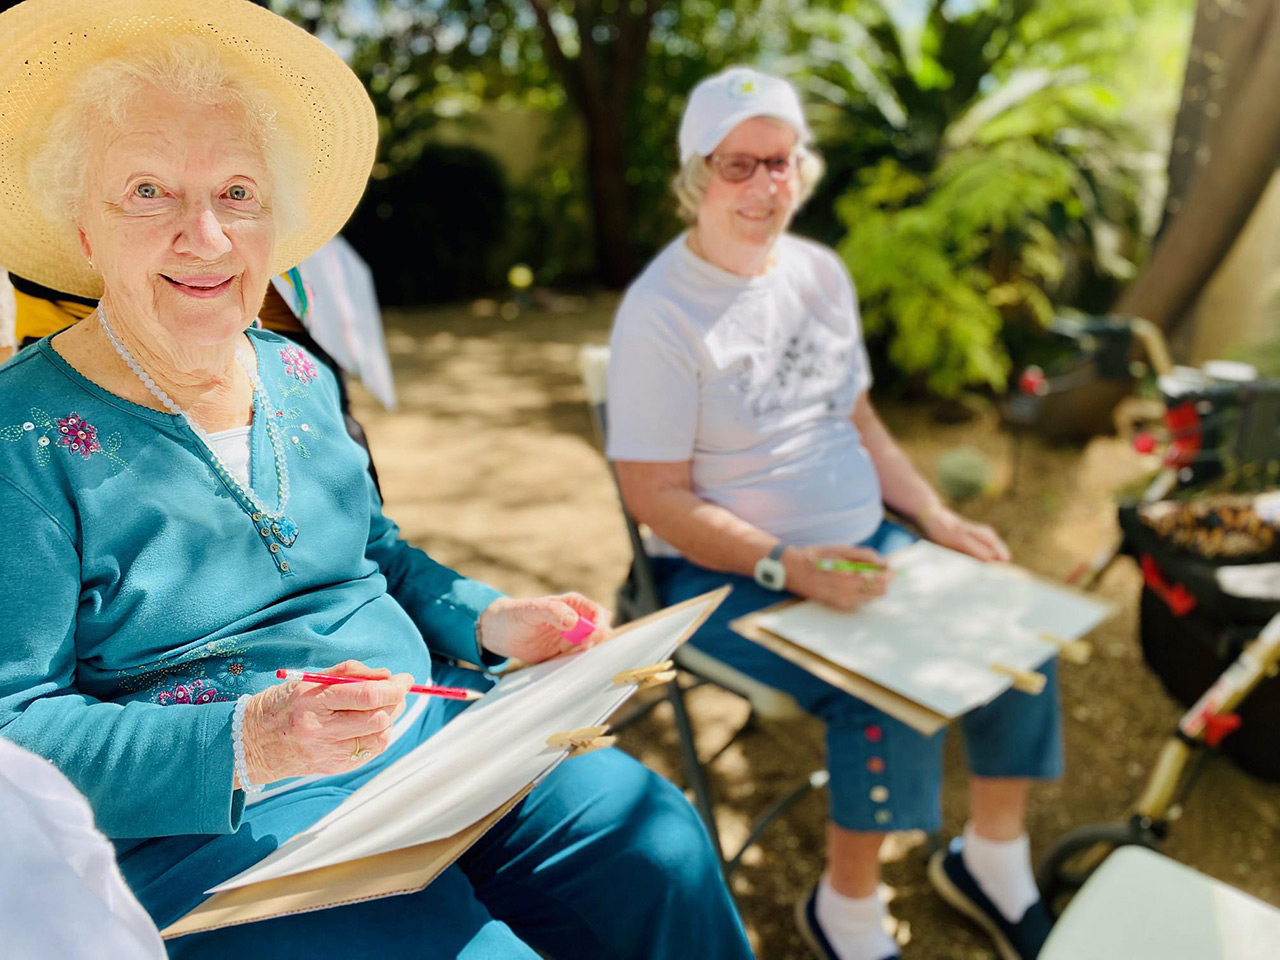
96, 306, 300, 556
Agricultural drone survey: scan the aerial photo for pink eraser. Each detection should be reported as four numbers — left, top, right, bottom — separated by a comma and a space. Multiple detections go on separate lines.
561, 615, 597, 645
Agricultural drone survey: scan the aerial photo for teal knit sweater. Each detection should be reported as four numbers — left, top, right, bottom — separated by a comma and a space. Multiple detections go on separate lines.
0, 330, 502, 849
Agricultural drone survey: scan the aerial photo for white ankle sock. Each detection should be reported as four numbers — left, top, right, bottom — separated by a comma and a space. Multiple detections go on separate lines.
814, 876, 898, 960
960, 822, 1039, 923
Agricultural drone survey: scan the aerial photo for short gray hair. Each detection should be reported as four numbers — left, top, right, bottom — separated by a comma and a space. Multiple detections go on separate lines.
29, 36, 305, 238
672, 134, 825, 224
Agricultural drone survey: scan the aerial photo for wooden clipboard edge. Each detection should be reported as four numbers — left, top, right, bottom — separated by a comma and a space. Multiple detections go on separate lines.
730, 602, 949, 736
161, 786, 533, 940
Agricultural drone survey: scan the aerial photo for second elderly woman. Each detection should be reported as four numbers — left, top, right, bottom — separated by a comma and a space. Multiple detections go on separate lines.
608, 68, 1058, 960
0, 2, 753, 957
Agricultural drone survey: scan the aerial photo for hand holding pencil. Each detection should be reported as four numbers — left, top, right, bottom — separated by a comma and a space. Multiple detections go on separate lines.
237, 660, 417, 787
783, 544, 893, 612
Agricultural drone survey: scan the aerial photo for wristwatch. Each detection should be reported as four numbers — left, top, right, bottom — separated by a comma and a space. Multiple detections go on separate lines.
753, 543, 788, 591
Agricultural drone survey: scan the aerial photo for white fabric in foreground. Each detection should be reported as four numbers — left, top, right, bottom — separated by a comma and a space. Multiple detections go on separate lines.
0, 738, 166, 960
210, 594, 720, 892
1041, 846, 1280, 960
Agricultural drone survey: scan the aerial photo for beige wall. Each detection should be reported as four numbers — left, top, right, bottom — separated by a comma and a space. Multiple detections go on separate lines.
1187, 171, 1280, 363
428, 105, 582, 185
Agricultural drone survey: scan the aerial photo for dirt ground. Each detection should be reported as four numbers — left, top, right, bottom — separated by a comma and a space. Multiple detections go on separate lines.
348, 294, 1280, 959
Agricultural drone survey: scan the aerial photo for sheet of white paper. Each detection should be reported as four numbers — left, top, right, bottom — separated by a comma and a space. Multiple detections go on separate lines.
752, 542, 1110, 718
210, 595, 718, 893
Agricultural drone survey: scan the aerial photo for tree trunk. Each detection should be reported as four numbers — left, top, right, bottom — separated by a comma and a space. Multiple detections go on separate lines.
1116, 0, 1280, 337
527, 0, 652, 288
583, 105, 638, 288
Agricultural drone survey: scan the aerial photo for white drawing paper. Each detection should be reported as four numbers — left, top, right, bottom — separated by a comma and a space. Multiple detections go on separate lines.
209, 594, 718, 893
751, 542, 1110, 718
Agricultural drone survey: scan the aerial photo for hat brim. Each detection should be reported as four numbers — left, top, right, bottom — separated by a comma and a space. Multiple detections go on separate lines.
0, 0, 377, 299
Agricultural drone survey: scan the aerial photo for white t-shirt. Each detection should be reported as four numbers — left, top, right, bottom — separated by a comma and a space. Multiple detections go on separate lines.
606, 232, 883, 555
0, 739, 167, 960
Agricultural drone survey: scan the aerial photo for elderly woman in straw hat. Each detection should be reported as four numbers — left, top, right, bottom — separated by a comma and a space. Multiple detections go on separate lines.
607, 67, 1059, 960
0, 2, 753, 957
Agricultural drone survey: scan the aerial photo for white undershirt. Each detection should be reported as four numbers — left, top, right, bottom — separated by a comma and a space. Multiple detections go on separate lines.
205, 425, 252, 487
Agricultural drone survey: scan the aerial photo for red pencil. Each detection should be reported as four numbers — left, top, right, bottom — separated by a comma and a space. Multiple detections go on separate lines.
275, 669, 484, 701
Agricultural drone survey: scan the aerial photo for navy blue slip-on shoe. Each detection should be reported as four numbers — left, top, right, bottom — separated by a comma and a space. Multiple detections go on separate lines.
794, 885, 901, 960
927, 839, 1052, 960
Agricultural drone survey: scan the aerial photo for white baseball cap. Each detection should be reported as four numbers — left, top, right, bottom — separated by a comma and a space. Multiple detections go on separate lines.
678, 66, 812, 164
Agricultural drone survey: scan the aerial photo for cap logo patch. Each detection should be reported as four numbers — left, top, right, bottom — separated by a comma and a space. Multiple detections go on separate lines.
727, 76, 762, 100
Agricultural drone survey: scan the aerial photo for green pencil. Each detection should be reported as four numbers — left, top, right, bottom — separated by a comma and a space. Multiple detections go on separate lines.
815, 559, 884, 574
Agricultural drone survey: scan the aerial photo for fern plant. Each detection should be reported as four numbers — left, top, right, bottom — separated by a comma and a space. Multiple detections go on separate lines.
785, 0, 1181, 397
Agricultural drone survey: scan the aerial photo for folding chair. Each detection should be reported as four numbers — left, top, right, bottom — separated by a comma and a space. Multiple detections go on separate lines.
579, 345, 828, 876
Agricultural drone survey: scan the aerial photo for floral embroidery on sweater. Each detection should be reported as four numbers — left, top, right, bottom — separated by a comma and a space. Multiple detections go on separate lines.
279, 346, 318, 384
156, 679, 230, 705
268, 380, 318, 459
2, 408, 130, 472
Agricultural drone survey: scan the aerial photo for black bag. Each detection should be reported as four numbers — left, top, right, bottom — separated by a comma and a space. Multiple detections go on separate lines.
1120, 505, 1280, 782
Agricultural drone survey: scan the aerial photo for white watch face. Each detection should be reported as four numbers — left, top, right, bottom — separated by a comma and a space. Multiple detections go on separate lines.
754, 556, 786, 591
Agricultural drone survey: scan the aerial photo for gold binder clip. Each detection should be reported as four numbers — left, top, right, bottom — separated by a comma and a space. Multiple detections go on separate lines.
989, 663, 1047, 695
612, 661, 676, 689
1038, 632, 1092, 665
546, 725, 616, 756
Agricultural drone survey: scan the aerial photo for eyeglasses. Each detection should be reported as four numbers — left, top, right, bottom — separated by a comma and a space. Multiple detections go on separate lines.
706, 152, 795, 183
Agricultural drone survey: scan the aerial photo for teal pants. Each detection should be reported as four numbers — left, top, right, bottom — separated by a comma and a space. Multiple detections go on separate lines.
166, 747, 752, 959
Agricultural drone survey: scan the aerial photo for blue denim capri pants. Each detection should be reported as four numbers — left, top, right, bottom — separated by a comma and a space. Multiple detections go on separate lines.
653, 519, 1064, 834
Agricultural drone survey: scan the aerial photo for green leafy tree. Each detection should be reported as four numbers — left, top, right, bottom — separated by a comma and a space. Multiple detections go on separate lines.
278, 0, 781, 287
789, 0, 1182, 396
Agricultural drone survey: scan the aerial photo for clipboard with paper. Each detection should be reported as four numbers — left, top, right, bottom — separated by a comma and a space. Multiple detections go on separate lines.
161, 588, 728, 940
731, 542, 1112, 735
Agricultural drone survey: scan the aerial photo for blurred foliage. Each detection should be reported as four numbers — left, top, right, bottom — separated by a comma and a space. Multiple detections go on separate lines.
345, 144, 509, 303
785, 0, 1185, 396
276, 0, 1191, 396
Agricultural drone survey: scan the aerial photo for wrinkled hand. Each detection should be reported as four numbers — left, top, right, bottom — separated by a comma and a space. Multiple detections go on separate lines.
922, 507, 1011, 562
477, 593, 611, 664
782, 544, 893, 612
240, 660, 413, 787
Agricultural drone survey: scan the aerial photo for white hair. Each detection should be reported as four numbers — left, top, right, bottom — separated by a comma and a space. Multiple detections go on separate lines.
672, 122, 825, 224
29, 36, 306, 238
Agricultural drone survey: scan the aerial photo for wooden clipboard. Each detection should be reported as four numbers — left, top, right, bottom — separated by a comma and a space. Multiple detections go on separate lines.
162, 787, 531, 939
731, 599, 949, 736
163, 587, 731, 939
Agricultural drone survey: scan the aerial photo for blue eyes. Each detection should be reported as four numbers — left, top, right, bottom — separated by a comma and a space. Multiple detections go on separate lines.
130, 183, 252, 201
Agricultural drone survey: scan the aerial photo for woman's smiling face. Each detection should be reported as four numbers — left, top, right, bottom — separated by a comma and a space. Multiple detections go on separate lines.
77, 86, 277, 347
697, 116, 799, 254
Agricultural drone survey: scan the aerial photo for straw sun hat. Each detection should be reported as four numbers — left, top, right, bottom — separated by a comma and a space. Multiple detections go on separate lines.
0, 0, 378, 299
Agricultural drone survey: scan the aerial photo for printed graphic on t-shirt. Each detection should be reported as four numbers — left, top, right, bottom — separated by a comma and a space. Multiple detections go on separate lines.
734, 311, 853, 419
